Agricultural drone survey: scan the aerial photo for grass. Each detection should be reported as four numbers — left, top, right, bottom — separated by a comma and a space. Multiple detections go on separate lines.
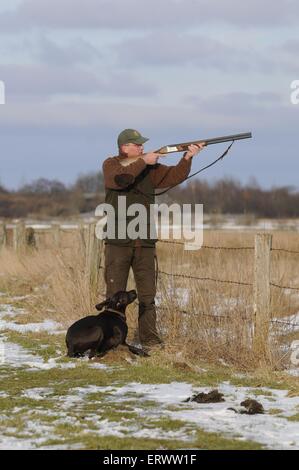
0, 329, 297, 450
0, 359, 265, 450
287, 414, 299, 422
251, 389, 274, 397
0, 328, 269, 450
1, 330, 299, 395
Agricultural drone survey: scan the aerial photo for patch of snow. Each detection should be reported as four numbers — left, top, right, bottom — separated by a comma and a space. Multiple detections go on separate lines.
0, 305, 27, 317
82, 416, 193, 442
0, 337, 81, 370
9, 295, 32, 302
21, 388, 54, 401
0, 436, 42, 450
73, 385, 116, 396
88, 362, 111, 370
0, 302, 63, 335
272, 312, 299, 333
39, 443, 83, 450
156, 286, 189, 308
0, 318, 63, 334
102, 381, 299, 450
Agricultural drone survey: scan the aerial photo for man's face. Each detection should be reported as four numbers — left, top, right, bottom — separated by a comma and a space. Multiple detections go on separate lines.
120, 143, 144, 158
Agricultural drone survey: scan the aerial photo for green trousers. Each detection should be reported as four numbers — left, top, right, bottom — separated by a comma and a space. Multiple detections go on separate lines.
104, 244, 161, 346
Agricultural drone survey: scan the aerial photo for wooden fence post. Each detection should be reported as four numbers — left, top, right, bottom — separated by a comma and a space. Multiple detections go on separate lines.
85, 222, 101, 297
12, 221, 26, 253
25, 227, 36, 249
253, 233, 272, 363
51, 223, 60, 247
0, 222, 6, 249
78, 222, 86, 254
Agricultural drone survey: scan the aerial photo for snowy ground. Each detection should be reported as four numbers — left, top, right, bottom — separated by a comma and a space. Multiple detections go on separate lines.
0, 295, 299, 450
6, 216, 299, 234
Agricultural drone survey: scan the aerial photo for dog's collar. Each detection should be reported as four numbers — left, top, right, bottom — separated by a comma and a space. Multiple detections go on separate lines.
104, 308, 126, 320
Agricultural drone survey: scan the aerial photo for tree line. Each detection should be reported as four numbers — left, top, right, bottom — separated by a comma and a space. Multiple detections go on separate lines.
0, 173, 299, 218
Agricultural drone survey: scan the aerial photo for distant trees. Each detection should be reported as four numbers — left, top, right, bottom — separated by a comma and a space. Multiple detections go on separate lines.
19, 178, 67, 195
73, 171, 104, 194
170, 178, 299, 217
1, 172, 299, 219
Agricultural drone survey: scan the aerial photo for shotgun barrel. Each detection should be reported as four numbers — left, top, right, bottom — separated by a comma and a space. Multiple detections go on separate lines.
156, 132, 252, 154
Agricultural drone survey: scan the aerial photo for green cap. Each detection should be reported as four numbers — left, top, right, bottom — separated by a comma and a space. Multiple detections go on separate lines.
117, 129, 149, 147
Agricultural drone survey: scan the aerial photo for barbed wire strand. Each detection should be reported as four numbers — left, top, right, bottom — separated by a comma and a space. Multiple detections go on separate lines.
270, 319, 299, 327
270, 282, 299, 291
271, 247, 299, 255
158, 240, 253, 250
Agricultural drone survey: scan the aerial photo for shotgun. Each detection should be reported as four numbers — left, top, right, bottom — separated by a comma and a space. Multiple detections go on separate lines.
156, 132, 252, 154
119, 132, 252, 166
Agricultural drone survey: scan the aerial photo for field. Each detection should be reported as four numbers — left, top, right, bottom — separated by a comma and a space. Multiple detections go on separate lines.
0, 221, 299, 449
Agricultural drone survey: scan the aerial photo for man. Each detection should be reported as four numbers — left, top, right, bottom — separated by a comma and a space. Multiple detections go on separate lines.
102, 128, 204, 351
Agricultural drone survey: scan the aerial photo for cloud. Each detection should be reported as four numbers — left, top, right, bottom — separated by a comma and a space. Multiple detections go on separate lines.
34, 36, 102, 66
115, 32, 237, 69
113, 31, 299, 74
0, 90, 298, 190
182, 91, 291, 130
0, 91, 296, 136
0, 63, 157, 99
0, 0, 298, 32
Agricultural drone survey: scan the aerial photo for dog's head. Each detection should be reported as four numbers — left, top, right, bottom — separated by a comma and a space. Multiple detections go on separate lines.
95, 290, 137, 313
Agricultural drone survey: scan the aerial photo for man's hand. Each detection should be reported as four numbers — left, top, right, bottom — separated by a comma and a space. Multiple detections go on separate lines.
184, 143, 206, 161
142, 152, 160, 165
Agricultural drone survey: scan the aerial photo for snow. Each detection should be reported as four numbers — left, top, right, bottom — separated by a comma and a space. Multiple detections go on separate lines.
156, 286, 189, 308
0, 336, 111, 371
0, 318, 62, 334
21, 388, 54, 401
287, 369, 299, 377
101, 382, 299, 450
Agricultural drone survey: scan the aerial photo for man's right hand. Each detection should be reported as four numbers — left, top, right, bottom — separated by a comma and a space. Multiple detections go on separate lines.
142, 152, 160, 165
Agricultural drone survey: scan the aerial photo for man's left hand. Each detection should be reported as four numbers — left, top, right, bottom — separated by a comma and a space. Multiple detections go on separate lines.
184, 143, 206, 161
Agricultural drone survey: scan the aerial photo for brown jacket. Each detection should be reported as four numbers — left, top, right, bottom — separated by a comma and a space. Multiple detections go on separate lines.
102, 154, 192, 190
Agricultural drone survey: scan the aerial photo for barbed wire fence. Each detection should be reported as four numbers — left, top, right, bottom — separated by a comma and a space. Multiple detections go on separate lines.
1, 221, 299, 363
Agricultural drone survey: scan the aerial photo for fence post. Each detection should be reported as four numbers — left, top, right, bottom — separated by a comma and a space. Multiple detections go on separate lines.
25, 227, 36, 249
12, 221, 26, 253
253, 233, 272, 364
52, 223, 60, 247
85, 222, 100, 297
0, 222, 6, 249
78, 222, 86, 254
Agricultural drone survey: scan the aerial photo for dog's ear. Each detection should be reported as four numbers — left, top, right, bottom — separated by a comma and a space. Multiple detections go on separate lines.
95, 299, 109, 311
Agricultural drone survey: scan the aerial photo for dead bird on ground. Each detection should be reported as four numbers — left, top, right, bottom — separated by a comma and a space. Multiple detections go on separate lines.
184, 389, 225, 403
228, 399, 265, 415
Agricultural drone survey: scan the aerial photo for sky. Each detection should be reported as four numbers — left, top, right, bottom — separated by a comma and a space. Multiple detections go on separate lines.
0, 0, 298, 190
